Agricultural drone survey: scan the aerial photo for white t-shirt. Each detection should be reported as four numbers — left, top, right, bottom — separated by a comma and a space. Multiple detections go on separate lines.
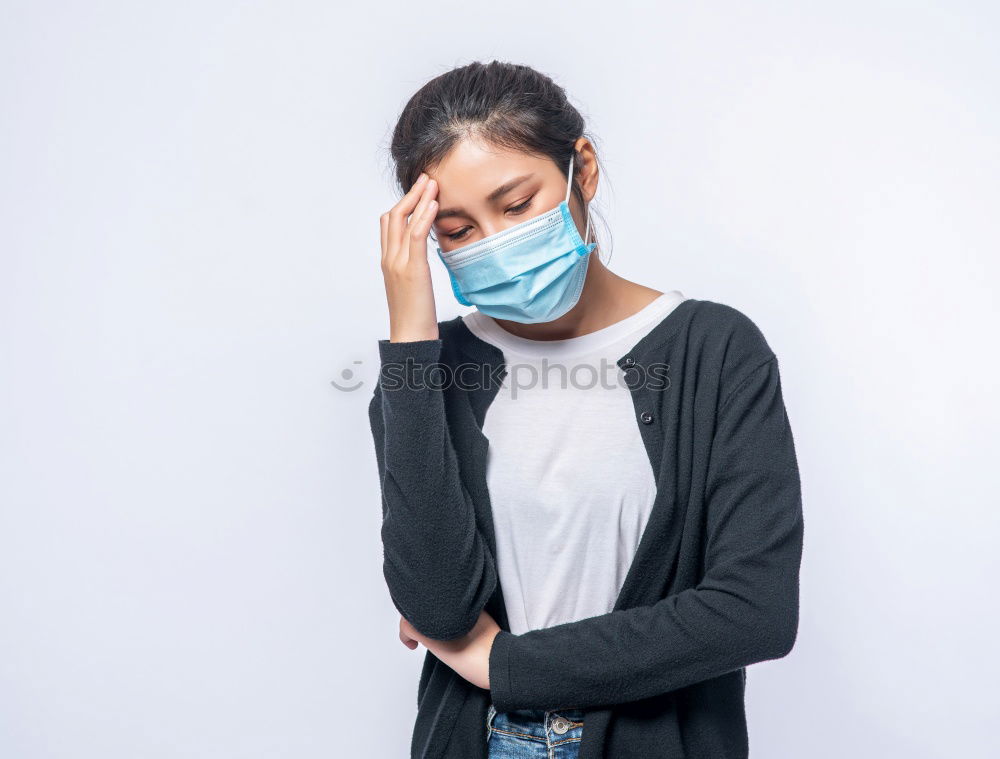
462, 290, 689, 634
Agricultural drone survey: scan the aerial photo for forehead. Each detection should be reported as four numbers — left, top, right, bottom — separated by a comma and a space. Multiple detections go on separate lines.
429, 140, 552, 206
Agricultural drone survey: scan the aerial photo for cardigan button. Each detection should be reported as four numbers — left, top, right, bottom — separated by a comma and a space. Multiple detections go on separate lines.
622, 356, 636, 368
640, 410, 654, 424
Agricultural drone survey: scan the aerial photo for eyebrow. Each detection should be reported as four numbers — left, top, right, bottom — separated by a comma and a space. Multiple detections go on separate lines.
434, 173, 535, 221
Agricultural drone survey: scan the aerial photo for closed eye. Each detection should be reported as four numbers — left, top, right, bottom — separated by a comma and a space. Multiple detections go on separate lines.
507, 197, 532, 214
445, 197, 536, 242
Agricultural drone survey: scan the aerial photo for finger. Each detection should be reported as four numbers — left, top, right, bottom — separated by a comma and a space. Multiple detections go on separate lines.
398, 629, 416, 648
407, 176, 436, 226
393, 178, 436, 265
407, 193, 438, 262
387, 173, 429, 256
403, 177, 437, 245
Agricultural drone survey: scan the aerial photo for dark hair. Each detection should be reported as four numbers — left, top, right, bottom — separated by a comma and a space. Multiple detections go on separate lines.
387, 60, 611, 259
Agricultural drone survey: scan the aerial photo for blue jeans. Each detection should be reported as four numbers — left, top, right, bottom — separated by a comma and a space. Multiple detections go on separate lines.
486, 702, 586, 758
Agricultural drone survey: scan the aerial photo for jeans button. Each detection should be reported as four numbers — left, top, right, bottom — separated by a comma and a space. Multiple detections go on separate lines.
552, 717, 569, 734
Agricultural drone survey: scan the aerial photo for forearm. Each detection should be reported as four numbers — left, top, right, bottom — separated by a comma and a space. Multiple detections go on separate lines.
370, 337, 498, 640
489, 355, 803, 711
488, 549, 800, 711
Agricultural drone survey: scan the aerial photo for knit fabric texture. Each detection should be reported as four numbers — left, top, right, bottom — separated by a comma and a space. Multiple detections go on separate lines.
367, 298, 804, 758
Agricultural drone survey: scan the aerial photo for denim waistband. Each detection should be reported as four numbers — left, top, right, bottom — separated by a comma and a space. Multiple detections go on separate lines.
486, 703, 586, 744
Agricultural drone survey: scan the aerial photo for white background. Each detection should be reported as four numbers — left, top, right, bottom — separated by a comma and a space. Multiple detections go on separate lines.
2, 2, 998, 757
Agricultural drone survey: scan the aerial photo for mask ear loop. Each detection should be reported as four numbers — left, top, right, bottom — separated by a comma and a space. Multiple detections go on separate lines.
567, 151, 589, 243
569, 151, 600, 261
565, 152, 576, 205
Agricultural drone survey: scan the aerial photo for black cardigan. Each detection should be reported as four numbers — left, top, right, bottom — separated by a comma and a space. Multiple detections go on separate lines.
367, 297, 804, 758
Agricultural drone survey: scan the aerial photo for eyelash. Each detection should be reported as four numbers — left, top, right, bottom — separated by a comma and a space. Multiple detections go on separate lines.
446, 198, 534, 241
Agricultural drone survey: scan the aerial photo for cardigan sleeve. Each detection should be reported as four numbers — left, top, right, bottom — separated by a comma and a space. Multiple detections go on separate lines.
368, 336, 498, 641
488, 354, 803, 712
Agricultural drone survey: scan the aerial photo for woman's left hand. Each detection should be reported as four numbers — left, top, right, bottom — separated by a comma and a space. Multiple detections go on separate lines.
398, 609, 502, 690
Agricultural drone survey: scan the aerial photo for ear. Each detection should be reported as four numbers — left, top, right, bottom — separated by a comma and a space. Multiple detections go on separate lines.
572, 137, 600, 204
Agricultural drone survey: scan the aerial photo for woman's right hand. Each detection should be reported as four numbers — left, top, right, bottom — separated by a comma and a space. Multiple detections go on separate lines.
379, 172, 441, 342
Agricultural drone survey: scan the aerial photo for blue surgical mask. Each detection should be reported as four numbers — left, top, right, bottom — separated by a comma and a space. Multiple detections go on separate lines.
436, 153, 597, 323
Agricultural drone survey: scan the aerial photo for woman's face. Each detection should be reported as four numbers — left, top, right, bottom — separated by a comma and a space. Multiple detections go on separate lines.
428, 140, 571, 254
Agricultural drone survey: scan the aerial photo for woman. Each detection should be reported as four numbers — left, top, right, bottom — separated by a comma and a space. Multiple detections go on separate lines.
369, 60, 804, 759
